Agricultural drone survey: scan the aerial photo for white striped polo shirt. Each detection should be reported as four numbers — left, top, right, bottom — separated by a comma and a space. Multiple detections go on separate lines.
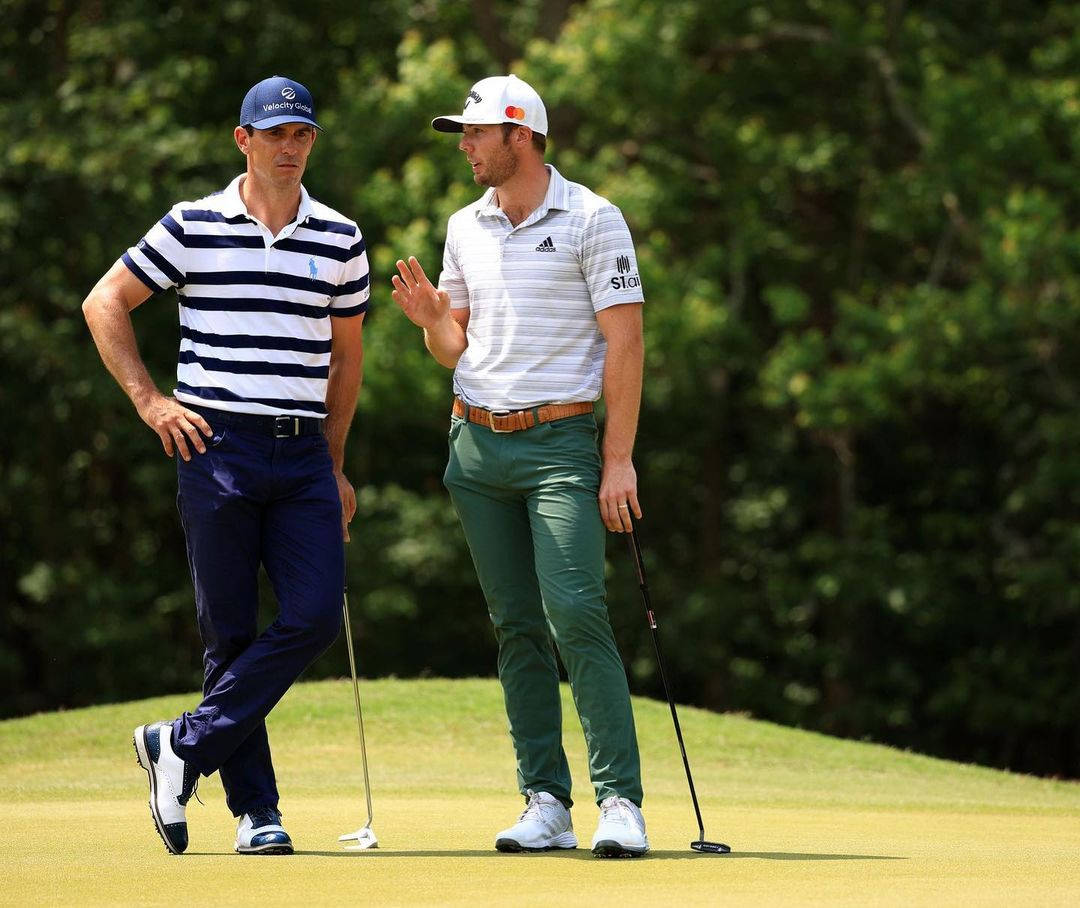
438, 165, 644, 410
122, 174, 369, 418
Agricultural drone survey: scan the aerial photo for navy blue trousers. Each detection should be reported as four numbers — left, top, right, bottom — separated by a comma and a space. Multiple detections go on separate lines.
170, 418, 344, 816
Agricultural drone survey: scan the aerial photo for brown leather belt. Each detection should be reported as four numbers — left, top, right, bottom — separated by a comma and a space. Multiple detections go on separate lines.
452, 397, 594, 433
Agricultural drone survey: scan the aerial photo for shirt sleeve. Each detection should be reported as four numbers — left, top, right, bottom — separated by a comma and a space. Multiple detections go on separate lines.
580, 204, 644, 312
331, 232, 370, 317
121, 205, 189, 293
438, 222, 470, 309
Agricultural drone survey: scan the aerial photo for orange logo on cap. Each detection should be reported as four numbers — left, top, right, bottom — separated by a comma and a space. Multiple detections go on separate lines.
505, 106, 526, 120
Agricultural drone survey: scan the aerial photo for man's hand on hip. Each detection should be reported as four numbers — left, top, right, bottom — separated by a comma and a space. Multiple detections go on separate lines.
137, 392, 213, 461
335, 469, 357, 542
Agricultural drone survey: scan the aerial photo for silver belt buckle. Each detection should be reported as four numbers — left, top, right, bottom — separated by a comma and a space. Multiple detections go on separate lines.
487, 409, 512, 433
274, 415, 299, 438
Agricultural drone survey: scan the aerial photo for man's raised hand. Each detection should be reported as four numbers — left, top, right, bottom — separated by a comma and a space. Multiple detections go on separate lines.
391, 257, 451, 330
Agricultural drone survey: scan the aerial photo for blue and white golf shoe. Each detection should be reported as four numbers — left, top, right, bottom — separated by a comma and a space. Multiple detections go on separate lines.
133, 721, 200, 855
235, 806, 294, 855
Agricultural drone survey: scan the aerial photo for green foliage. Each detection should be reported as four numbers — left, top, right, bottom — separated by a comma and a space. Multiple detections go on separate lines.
2, 0, 1078, 779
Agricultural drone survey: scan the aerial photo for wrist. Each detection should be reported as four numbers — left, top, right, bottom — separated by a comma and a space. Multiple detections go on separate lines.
427, 309, 455, 335
130, 383, 160, 416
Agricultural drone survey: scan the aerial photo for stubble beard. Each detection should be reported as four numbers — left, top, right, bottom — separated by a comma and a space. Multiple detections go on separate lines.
475, 142, 518, 187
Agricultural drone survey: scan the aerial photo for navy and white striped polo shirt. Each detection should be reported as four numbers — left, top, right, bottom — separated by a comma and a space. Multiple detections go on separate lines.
122, 174, 369, 418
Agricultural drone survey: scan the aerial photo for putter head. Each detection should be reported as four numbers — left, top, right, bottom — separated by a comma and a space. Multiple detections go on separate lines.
691, 840, 730, 854
339, 826, 379, 850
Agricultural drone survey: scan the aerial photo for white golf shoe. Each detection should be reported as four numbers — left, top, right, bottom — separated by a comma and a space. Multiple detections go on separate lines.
133, 721, 200, 855
495, 790, 578, 852
235, 806, 294, 855
591, 796, 649, 858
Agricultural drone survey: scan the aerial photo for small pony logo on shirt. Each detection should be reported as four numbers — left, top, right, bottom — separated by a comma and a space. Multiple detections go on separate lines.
308, 258, 318, 280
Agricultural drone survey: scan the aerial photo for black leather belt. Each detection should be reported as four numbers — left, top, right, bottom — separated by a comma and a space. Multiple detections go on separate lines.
187, 404, 324, 438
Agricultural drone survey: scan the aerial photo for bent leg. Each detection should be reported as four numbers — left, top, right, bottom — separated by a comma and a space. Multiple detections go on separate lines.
172, 433, 342, 816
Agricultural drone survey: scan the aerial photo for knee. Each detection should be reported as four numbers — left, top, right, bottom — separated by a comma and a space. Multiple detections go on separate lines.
543, 597, 610, 646
199, 616, 256, 667
208, 632, 255, 666
309, 604, 343, 652
492, 614, 550, 649
285, 600, 342, 654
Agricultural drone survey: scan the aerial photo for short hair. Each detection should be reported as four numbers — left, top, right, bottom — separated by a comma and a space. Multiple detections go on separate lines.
501, 123, 546, 154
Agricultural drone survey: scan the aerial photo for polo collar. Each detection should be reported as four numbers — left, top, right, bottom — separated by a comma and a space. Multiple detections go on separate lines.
220, 174, 315, 224
476, 186, 500, 218
545, 165, 571, 212
475, 165, 571, 221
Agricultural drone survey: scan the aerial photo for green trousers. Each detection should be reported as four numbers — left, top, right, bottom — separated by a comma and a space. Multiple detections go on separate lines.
444, 409, 643, 807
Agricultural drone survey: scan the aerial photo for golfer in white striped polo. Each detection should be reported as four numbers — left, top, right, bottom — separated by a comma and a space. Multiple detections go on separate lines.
82, 75, 367, 856
392, 74, 649, 857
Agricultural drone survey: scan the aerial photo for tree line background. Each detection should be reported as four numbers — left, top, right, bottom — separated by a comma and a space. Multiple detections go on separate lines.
2, 0, 1078, 778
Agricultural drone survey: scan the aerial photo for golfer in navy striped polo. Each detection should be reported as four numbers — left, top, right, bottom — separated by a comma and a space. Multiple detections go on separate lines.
82, 75, 368, 856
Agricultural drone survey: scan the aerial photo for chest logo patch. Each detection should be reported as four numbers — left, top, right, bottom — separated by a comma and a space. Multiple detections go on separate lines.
535, 236, 557, 252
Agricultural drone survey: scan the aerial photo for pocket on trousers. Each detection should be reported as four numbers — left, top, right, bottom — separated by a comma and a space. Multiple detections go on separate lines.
544, 416, 600, 451
444, 417, 467, 488
543, 418, 601, 480
314, 433, 335, 471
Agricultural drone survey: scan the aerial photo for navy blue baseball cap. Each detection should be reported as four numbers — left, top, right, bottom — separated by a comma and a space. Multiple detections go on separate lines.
239, 76, 320, 130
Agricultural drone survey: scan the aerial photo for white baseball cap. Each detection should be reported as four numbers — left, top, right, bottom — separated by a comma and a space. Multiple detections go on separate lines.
432, 74, 548, 136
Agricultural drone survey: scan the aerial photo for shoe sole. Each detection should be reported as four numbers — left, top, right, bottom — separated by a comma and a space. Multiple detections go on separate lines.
132, 726, 184, 856
592, 840, 648, 858
235, 843, 295, 855
495, 837, 578, 853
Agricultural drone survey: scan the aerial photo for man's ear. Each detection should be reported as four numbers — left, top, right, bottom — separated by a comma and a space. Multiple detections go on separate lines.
234, 126, 250, 155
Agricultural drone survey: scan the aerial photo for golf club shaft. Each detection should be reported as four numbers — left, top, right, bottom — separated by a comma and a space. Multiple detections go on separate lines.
341, 588, 374, 825
628, 528, 706, 843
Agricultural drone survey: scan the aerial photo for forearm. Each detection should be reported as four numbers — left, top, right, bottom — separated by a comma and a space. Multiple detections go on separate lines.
601, 331, 644, 462
423, 312, 468, 369
323, 344, 364, 471
82, 292, 161, 413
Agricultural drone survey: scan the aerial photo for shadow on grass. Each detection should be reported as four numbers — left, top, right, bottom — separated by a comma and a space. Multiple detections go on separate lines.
715, 852, 907, 861
290, 849, 907, 861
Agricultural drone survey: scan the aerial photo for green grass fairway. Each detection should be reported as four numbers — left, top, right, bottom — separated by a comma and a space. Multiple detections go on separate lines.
2, 678, 1078, 906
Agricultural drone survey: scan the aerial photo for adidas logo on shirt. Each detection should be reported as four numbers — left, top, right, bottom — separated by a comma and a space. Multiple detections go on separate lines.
535, 236, 557, 252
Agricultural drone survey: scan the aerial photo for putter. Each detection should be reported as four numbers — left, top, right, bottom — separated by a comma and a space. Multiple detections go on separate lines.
338, 585, 378, 850
626, 523, 730, 854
